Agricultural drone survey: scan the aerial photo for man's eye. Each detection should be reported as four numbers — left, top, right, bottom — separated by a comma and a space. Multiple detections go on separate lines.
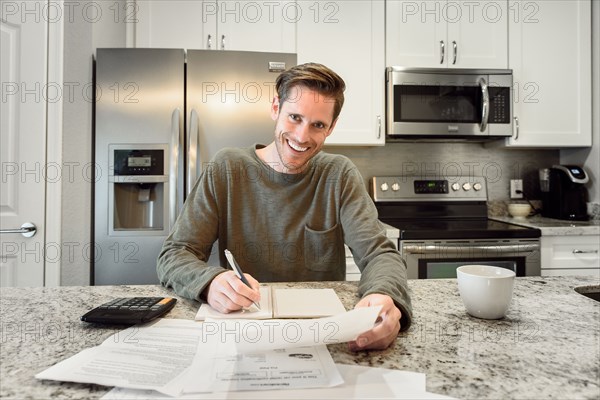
313, 122, 325, 129
289, 114, 301, 122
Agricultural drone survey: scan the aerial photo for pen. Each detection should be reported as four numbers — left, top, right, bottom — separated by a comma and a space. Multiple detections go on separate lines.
224, 249, 261, 310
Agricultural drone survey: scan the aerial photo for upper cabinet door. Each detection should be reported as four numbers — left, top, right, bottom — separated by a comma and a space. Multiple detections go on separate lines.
386, 0, 446, 67
447, 0, 508, 68
133, 0, 295, 52
297, 0, 385, 145
216, 1, 296, 53
134, 0, 216, 49
503, 0, 591, 147
387, 0, 508, 68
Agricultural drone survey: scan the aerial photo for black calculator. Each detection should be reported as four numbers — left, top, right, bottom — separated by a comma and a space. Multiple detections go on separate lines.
80, 297, 177, 324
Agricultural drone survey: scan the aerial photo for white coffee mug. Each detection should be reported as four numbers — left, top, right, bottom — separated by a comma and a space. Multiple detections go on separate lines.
457, 265, 515, 319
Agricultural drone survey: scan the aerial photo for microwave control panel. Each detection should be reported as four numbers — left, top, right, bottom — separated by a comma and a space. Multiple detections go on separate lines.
488, 87, 511, 124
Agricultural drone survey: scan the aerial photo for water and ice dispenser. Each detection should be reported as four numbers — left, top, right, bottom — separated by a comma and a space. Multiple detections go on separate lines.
108, 145, 170, 235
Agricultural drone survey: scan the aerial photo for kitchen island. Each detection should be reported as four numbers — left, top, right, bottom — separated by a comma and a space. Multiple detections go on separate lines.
1, 276, 599, 399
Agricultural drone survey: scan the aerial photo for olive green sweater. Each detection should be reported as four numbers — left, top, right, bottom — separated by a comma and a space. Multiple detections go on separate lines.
157, 145, 412, 329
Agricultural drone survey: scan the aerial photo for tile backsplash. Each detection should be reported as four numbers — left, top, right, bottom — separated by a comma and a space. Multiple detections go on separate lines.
327, 141, 559, 202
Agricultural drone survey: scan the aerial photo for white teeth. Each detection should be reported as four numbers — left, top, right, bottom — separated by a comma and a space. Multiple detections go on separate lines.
287, 140, 308, 152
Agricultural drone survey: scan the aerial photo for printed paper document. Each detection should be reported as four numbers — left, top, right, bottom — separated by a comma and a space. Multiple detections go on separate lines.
36, 307, 382, 396
102, 364, 456, 399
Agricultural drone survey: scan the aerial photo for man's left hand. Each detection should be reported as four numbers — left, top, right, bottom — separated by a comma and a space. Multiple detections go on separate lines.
348, 293, 401, 351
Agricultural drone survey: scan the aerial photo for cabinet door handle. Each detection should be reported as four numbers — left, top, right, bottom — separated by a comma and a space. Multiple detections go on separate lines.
513, 116, 519, 140
0, 222, 36, 238
439, 40, 445, 64
452, 41, 457, 64
377, 115, 382, 139
573, 249, 599, 254
221, 35, 226, 50
207, 34, 212, 49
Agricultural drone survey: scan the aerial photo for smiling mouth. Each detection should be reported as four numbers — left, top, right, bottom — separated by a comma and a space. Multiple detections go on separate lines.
287, 139, 308, 152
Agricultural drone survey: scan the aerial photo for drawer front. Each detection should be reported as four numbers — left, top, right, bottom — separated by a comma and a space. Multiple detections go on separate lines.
542, 268, 600, 277
541, 235, 600, 270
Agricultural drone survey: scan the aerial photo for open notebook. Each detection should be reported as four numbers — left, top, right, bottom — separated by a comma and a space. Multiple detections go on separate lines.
195, 287, 347, 320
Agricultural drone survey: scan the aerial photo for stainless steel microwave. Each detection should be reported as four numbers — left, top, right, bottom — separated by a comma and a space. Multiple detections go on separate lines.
386, 67, 513, 139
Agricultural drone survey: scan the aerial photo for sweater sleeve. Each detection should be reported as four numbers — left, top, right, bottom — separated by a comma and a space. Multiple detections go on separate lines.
339, 166, 413, 331
156, 163, 227, 301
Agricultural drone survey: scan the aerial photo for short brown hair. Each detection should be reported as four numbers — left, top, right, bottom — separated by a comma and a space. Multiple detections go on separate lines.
275, 63, 346, 122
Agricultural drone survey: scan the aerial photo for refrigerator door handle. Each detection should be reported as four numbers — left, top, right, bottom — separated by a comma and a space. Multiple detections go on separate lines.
187, 109, 200, 195
169, 108, 183, 228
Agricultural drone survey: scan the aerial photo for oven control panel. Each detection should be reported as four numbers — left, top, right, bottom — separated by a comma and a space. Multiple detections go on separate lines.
370, 176, 487, 202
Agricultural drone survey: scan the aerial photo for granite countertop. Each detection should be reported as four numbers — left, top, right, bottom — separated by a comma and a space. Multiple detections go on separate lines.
491, 215, 600, 236
1, 277, 599, 399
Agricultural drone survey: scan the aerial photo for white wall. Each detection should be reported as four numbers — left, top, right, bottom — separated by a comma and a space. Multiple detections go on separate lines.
60, 1, 126, 285
560, 2, 600, 204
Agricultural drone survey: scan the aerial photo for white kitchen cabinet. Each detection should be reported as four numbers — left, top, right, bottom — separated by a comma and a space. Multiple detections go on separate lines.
541, 235, 600, 277
297, 0, 385, 145
134, 0, 295, 52
386, 0, 508, 68
501, 0, 591, 148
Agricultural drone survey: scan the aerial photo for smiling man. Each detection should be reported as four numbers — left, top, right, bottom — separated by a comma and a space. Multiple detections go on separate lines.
157, 63, 412, 351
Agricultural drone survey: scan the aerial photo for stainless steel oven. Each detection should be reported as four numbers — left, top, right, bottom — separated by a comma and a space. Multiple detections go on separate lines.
401, 239, 540, 279
386, 67, 513, 139
371, 176, 541, 279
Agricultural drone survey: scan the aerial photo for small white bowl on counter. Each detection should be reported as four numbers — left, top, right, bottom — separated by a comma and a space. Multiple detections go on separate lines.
508, 203, 532, 219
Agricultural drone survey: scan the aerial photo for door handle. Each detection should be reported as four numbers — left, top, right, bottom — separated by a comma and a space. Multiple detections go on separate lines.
479, 77, 489, 133
0, 222, 37, 238
452, 41, 457, 64
170, 108, 182, 228
439, 40, 445, 64
573, 249, 599, 254
187, 109, 200, 195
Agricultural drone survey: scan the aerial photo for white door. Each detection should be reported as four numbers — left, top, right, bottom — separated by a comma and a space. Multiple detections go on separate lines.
216, 0, 296, 52
0, 0, 47, 286
447, 0, 508, 68
386, 0, 447, 67
297, 0, 385, 145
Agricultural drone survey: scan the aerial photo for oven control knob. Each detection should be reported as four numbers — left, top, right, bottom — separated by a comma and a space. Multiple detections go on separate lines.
462, 182, 472, 191
391, 183, 400, 191
473, 182, 482, 191
451, 183, 460, 191
380, 182, 389, 192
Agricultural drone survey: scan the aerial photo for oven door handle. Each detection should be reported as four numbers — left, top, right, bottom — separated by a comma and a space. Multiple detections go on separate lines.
402, 243, 540, 255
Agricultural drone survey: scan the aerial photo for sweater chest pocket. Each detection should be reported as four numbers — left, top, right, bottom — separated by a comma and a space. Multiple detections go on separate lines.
304, 224, 345, 273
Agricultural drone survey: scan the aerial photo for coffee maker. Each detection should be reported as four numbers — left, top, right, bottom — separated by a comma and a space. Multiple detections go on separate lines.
539, 165, 589, 221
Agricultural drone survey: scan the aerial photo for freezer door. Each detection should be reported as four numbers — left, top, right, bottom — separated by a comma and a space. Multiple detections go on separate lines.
186, 50, 297, 193
94, 48, 185, 285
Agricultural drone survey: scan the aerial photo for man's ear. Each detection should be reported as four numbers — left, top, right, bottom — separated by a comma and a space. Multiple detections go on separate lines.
325, 117, 339, 138
270, 96, 280, 121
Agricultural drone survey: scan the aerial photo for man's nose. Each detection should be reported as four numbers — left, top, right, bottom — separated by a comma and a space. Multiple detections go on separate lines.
294, 122, 311, 143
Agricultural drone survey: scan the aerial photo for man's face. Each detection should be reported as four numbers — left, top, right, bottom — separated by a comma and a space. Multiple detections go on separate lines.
270, 85, 338, 174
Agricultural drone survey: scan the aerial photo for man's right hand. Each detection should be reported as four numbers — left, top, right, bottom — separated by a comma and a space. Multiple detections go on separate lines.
204, 271, 261, 313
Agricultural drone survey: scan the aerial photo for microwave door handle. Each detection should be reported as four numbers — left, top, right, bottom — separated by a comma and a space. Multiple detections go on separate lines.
479, 77, 489, 132
187, 109, 199, 196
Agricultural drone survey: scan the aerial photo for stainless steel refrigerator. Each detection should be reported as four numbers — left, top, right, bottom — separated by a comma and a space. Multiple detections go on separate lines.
93, 49, 296, 285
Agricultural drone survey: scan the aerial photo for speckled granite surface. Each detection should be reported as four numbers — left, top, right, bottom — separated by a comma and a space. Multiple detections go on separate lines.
491, 215, 600, 236
1, 277, 599, 399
